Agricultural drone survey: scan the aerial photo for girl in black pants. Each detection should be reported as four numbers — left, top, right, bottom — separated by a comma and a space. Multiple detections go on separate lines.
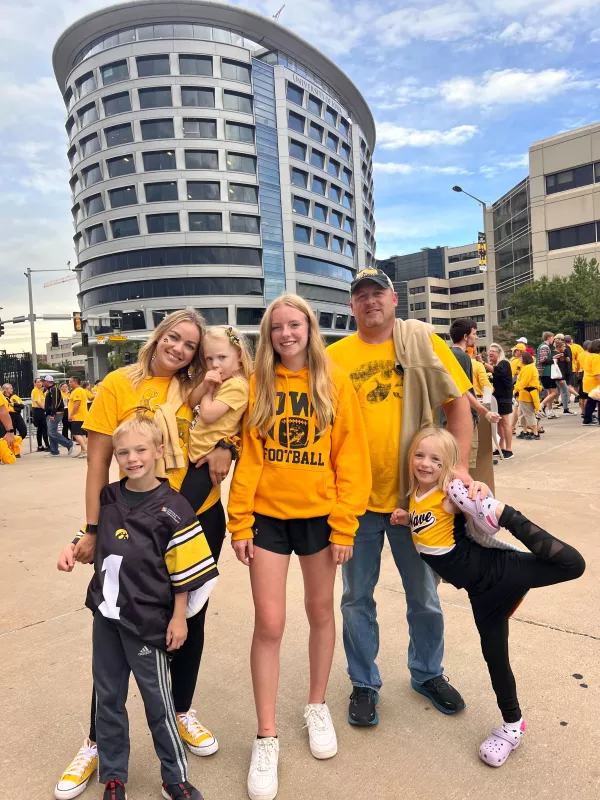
392, 427, 585, 768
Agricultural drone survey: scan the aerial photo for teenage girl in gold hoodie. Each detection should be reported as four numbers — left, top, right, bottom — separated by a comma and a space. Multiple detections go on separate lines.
228, 294, 371, 800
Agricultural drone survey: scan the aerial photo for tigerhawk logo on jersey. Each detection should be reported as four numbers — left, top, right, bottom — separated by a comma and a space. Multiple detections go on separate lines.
409, 509, 436, 536
161, 506, 181, 524
115, 528, 129, 540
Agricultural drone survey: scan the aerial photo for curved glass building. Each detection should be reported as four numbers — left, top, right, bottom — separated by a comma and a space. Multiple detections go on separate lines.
53, 0, 376, 372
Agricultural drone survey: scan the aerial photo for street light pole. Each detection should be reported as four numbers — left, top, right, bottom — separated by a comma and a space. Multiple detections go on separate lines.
24, 267, 73, 379
452, 185, 488, 272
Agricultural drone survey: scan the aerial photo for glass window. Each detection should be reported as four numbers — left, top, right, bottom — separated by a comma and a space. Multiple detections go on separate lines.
64, 87, 74, 110
86, 223, 106, 245
330, 210, 342, 228
78, 102, 98, 126
222, 59, 251, 83
339, 118, 349, 137
344, 241, 354, 257
310, 149, 325, 170
307, 94, 322, 116
288, 111, 305, 133
139, 87, 172, 109
83, 162, 102, 187
286, 83, 304, 106
349, 316, 357, 331
143, 150, 176, 171
104, 122, 133, 147
101, 60, 129, 86
181, 87, 215, 107
179, 55, 212, 76
84, 193, 104, 215
342, 167, 352, 185
548, 222, 596, 250
340, 143, 351, 162
293, 196, 309, 215
185, 150, 219, 169
545, 164, 594, 195
109, 185, 137, 208
196, 307, 228, 324
226, 122, 254, 143
227, 153, 256, 173
136, 55, 170, 77
183, 118, 217, 138
312, 176, 326, 196
343, 216, 353, 233
325, 106, 337, 126
315, 230, 329, 248
294, 225, 311, 243
313, 203, 327, 222
189, 212, 222, 231
187, 181, 220, 200
291, 168, 308, 188
309, 121, 323, 142
335, 314, 348, 330
326, 131, 338, 152
111, 217, 139, 238
145, 181, 178, 202
76, 71, 96, 99
107, 154, 135, 178
228, 183, 259, 203
332, 236, 343, 253
296, 254, 353, 282
103, 92, 131, 116
223, 91, 252, 113
231, 214, 260, 233
80, 133, 100, 158
328, 158, 340, 178
319, 311, 333, 327
329, 184, 341, 203
343, 193, 352, 209
236, 308, 265, 325
213, 28, 232, 43
140, 118, 174, 140
66, 116, 76, 138
147, 213, 180, 233
289, 139, 306, 161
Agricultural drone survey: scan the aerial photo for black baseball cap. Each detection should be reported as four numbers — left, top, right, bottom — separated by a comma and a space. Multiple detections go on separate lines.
350, 268, 395, 295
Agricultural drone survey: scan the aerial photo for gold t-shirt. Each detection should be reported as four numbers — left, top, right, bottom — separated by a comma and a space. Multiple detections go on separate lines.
68, 387, 88, 422
583, 353, 600, 394
188, 376, 249, 462
327, 332, 471, 513
31, 387, 45, 408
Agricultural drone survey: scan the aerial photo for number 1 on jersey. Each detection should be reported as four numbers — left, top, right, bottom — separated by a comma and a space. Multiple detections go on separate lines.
98, 554, 123, 620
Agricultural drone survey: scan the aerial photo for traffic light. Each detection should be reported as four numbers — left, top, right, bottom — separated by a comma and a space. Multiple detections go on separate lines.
0, 321, 4, 338
73, 311, 82, 332
82, 332, 89, 347
51, 332, 59, 348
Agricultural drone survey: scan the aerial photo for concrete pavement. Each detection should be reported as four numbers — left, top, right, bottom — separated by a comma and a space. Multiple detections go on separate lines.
1, 413, 599, 799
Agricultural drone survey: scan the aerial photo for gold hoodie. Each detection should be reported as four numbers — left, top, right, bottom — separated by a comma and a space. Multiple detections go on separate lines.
227, 361, 371, 546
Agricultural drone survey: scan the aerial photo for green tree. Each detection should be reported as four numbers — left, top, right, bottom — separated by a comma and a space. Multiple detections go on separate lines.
37, 360, 53, 371
500, 256, 600, 344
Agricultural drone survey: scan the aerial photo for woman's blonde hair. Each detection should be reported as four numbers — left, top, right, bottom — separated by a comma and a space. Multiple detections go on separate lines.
489, 342, 507, 362
125, 309, 206, 390
407, 425, 459, 495
248, 294, 334, 437
203, 325, 253, 381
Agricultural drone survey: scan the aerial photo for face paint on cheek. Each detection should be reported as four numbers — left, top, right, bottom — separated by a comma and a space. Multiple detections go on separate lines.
163, 338, 169, 343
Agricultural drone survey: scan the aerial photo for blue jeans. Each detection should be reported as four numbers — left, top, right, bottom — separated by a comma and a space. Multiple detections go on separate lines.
558, 380, 569, 409
47, 416, 72, 455
341, 511, 445, 689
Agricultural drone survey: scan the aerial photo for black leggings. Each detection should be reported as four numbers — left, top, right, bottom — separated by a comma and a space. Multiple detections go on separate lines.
583, 397, 598, 424
179, 462, 213, 515
33, 410, 49, 448
422, 506, 585, 723
89, 500, 226, 741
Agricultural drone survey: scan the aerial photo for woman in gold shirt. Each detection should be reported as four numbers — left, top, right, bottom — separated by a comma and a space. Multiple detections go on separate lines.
31, 377, 49, 451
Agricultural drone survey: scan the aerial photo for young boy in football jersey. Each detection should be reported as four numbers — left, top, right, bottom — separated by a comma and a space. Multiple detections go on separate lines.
85, 416, 218, 800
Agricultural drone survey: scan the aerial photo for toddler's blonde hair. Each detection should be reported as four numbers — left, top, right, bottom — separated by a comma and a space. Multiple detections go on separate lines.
203, 325, 253, 381
407, 425, 459, 495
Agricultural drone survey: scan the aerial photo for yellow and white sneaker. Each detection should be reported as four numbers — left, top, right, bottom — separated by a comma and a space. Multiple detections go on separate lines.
54, 739, 98, 799
176, 709, 219, 756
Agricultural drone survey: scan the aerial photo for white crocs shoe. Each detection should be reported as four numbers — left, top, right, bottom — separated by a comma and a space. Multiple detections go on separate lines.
303, 703, 338, 760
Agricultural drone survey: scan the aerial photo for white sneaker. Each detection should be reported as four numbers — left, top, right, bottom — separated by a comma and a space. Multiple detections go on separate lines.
71, 447, 80, 458
303, 703, 338, 759
247, 737, 279, 800
78, 451, 87, 459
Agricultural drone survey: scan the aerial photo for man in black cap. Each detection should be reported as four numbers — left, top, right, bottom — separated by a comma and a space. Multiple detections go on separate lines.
44, 375, 74, 457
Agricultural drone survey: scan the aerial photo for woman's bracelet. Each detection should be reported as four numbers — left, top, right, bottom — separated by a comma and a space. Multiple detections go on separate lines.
215, 436, 241, 461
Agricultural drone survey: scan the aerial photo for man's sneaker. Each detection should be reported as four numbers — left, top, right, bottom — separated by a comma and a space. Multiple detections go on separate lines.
348, 686, 379, 726
67, 443, 74, 455
516, 432, 529, 440
501, 450, 514, 459
176, 709, 218, 756
54, 739, 98, 799
563, 409, 576, 415
303, 703, 338, 759
37, 446, 45, 452
162, 781, 202, 800
411, 675, 466, 715
103, 780, 127, 800
247, 737, 279, 800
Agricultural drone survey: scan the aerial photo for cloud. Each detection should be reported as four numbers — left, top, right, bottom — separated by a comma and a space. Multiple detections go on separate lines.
376, 122, 479, 149
0, 75, 64, 130
479, 154, 529, 178
440, 68, 580, 107
368, 79, 440, 110
373, 3, 480, 48
375, 162, 472, 175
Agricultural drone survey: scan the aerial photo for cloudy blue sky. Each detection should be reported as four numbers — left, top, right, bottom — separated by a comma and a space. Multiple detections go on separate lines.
2, 0, 600, 351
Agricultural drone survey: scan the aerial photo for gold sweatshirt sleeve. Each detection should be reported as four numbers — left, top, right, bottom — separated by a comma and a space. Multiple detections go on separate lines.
327, 371, 372, 546
513, 367, 527, 396
226, 384, 265, 541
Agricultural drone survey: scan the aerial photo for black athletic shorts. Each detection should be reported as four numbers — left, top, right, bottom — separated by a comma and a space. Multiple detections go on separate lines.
496, 398, 513, 416
253, 513, 331, 556
541, 375, 556, 390
71, 421, 87, 436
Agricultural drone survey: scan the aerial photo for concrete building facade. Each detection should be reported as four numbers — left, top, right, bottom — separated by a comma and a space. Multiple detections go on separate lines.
53, 0, 376, 376
45, 336, 88, 370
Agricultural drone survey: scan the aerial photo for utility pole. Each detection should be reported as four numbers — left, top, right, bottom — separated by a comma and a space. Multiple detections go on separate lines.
24, 267, 73, 379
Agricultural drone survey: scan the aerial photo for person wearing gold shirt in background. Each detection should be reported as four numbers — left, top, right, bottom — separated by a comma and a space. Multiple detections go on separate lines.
582, 339, 600, 425
60, 383, 71, 441
472, 356, 492, 399
509, 344, 525, 434
31, 377, 50, 451
81, 380, 94, 408
67, 376, 88, 458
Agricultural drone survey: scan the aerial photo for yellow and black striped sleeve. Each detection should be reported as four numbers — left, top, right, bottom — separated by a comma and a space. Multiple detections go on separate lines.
164, 517, 218, 593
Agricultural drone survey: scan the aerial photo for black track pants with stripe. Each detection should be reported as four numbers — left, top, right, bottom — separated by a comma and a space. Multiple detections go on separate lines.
92, 613, 188, 785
